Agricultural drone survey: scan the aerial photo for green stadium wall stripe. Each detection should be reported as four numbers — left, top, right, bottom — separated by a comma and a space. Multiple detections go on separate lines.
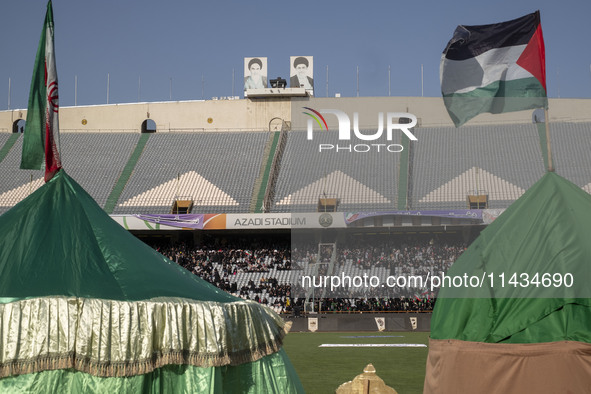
536, 122, 549, 171
104, 133, 150, 214
251, 131, 280, 213
397, 136, 411, 209
0, 133, 21, 164
253, 131, 280, 213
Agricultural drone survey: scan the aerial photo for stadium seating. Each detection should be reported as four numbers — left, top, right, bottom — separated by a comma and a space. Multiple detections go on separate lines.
113, 132, 268, 214
273, 130, 400, 212
1, 123, 591, 213
411, 123, 546, 209
550, 122, 591, 189
0, 133, 138, 213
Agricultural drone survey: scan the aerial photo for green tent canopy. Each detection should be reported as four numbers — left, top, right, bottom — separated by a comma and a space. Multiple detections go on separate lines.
424, 172, 591, 393
0, 169, 304, 393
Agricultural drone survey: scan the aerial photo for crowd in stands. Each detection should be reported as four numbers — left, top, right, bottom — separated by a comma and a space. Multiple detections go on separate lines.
147, 234, 468, 314
318, 297, 435, 312
153, 239, 291, 273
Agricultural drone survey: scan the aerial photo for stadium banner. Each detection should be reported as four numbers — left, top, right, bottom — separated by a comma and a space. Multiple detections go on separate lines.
110, 210, 502, 231
482, 209, 505, 224
308, 317, 318, 332
203, 214, 227, 230
375, 317, 386, 332
110, 215, 195, 231
226, 213, 345, 229
344, 210, 483, 224
111, 213, 346, 230
226, 213, 298, 229
133, 214, 204, 229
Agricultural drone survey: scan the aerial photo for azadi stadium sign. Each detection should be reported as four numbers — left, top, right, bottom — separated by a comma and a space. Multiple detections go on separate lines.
111, 210, 499, 231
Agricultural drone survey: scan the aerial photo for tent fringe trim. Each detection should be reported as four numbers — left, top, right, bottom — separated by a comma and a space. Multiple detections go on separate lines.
0, 296, 289, 378
0, 344, 283, 378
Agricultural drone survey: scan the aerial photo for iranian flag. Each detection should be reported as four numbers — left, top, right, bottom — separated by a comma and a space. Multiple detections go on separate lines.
440, 11, 547, 127
20, 0, 62, 182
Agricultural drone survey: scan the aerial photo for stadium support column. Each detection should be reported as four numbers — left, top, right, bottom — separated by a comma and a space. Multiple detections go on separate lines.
251, 131, 281, 213
0, 133, 21, 164
104, 133, 150, 214
397, 131, 412, 210
535, 111, 554, 173
544, 108, 554, 172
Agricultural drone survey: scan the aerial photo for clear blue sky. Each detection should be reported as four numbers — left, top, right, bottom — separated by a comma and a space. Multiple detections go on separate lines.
1, 0, 590, 109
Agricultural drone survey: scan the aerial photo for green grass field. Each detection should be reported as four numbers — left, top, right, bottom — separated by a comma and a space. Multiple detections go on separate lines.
283, 331, 430, 394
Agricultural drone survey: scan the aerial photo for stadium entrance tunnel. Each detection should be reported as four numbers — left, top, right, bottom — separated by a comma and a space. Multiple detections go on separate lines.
13, 119, 25, 133
141, 119, 156, 133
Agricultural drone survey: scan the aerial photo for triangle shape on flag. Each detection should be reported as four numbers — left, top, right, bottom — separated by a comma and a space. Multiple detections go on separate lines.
582, 183, 591, 195
119, 171, 238, 207
276, 170, 390, 205
419, 167, 525, 203
516, 24, 546, 92
0, 178, 44, 206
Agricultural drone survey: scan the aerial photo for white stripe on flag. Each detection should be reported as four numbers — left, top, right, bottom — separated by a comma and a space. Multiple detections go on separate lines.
441, 45, 533, 95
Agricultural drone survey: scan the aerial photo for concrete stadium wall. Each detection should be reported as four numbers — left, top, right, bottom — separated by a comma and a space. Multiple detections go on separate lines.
291, 97, 591, 129
0, 97, 292, 133
1, 97, 590, 134
285, 313, 431, 332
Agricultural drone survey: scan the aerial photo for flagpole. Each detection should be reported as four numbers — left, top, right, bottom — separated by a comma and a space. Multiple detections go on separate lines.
544, 108, 554, 172
388, 65, 391, 96
421, 64, 424, 97
326, 65, 329, 97
356, 66, 359, 97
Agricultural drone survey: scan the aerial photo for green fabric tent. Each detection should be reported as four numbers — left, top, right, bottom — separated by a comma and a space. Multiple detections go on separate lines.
0, 170, 304, 393
424, 172, 591, 393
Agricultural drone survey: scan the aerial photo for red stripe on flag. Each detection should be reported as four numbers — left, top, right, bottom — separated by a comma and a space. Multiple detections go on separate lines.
516, 24, 546, 93
44, 118, 61, 182
44, 71, 61, 182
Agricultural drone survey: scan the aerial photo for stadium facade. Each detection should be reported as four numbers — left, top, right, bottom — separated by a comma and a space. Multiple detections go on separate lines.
1, 96, 590, 225
2, 94, 590, 320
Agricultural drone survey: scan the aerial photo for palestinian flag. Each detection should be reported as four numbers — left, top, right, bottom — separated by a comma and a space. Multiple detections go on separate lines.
20, 0, 61, 182
440, 11, 547, 127
424, 173, 591, 393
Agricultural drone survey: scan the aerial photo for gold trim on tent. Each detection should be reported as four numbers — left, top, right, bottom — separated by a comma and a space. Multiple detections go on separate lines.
0, 296, 289, 378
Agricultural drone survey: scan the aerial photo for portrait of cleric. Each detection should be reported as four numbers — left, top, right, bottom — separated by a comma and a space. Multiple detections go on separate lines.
244, 57, 268, 90
289, 56, 314, 90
